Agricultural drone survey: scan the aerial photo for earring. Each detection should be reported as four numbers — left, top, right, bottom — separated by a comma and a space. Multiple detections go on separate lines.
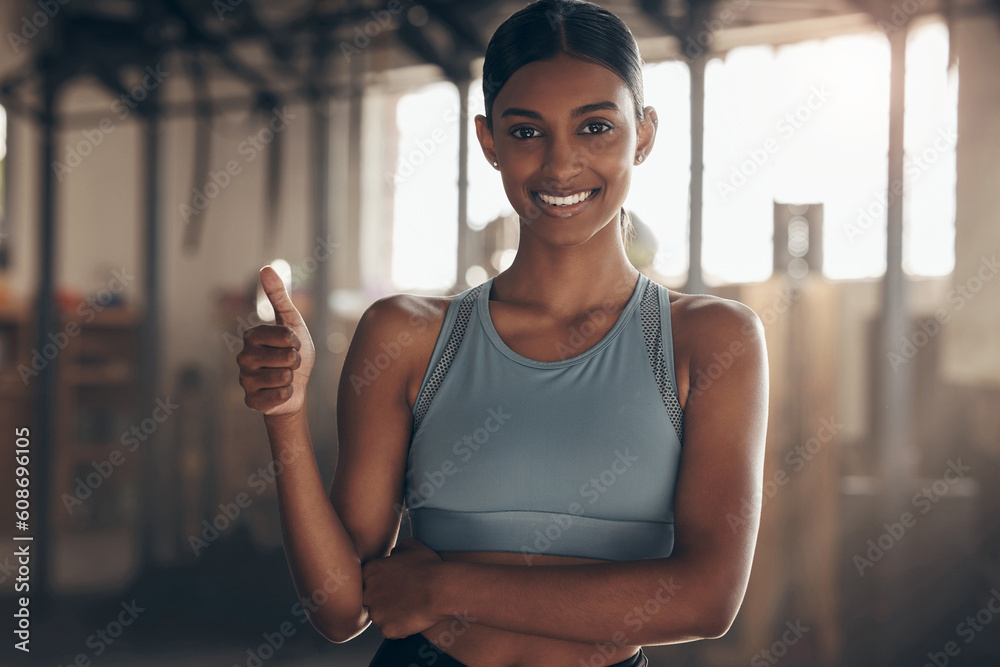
493, 158, 499, 167
636, 154, 644, 163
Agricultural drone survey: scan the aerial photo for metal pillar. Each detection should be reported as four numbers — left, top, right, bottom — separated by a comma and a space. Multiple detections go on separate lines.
875, 23, 913, 664
880, 25, 913, 507
686, 54, 706, 295
32, 73, 57, 616
139, 92, 162, 563
456, 78, 470, 289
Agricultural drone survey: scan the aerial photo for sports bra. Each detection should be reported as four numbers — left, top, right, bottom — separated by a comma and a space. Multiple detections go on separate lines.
404, 272, 684, 561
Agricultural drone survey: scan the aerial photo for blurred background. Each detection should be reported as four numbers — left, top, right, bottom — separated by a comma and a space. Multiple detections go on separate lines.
0, 0, 998, 665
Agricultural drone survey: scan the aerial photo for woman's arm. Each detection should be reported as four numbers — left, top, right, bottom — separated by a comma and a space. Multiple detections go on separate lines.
364, 297, 769, 645
240, 268, 419, 643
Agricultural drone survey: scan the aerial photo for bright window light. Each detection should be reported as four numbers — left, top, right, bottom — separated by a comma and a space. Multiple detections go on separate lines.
703, 25, 956, 284
704, 34, 892, 284
903, 20, 957, 277
391, 81, 459, 291
468, 79, 513, 231
627, 60, 691, 278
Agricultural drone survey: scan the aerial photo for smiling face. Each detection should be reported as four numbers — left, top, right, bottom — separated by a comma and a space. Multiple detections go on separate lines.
475, 51, 656, 247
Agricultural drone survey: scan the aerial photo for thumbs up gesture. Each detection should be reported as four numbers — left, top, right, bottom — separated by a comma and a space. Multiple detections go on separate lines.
237, 266, 316, 417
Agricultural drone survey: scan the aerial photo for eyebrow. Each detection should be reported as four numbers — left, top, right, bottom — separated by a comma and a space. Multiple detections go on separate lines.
499, 101, 621, 120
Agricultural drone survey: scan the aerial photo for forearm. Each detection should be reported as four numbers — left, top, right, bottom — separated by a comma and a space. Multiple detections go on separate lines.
431, 555, 730, 646
263, 409, 366, 642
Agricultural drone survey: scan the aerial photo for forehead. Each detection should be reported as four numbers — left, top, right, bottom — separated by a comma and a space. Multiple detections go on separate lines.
494, 53, 633, 119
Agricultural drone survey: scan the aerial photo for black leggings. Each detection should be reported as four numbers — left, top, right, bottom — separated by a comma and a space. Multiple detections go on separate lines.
369, 632, 648, 666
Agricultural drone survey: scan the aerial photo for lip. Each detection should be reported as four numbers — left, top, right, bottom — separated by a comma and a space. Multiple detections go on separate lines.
531, 188, 600, 218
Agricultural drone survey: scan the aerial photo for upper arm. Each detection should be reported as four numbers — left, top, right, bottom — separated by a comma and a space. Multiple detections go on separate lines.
331, 295, 427, 566
670, 297, 769, 635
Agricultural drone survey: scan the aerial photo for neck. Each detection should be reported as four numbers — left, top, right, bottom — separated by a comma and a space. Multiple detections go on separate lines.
491, 221, 641, 317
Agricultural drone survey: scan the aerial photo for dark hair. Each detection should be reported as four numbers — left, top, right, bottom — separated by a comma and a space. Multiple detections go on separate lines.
482, 0, 645, 246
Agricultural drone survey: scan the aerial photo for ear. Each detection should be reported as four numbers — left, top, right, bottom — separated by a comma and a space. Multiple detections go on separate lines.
635, 106, 658, 164
474, 114, 499, 168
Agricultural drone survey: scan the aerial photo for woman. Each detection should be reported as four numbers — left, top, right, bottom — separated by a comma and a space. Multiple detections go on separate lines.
236, 1, 769, 665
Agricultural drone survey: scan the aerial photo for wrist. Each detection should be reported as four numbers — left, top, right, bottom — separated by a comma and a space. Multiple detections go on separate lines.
262, 407, 307, 428
428, 560, 462, 619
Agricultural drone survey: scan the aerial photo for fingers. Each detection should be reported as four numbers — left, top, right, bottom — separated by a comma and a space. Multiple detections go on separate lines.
243, 386, 293, 412
260, 265, 303, 327
239, 367, 293, 393
242, 324, 301, 350
237, 345, 301, 372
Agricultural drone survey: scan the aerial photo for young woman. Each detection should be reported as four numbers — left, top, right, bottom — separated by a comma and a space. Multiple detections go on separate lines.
236, 1, 769, 665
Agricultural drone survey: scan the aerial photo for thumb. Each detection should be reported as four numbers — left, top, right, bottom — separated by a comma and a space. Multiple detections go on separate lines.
259, 265, 302, 327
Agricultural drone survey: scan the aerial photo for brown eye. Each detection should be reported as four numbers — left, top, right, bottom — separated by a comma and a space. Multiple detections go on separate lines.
582, 122, 612, 135
512, 127, 540, 140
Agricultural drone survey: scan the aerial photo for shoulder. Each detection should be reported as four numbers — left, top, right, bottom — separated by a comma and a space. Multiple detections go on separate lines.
357, 291, 458, 350
648, 278, 765, 356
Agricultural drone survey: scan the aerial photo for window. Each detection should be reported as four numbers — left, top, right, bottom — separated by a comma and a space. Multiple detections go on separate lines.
902, 20, 957, 277
390, 81, 459, 291
626, 60, 691, 279
703, 24, 957, 283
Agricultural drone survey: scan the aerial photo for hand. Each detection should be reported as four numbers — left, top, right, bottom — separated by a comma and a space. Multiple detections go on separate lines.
362, 537, 445, 639
237, 266, 316, 417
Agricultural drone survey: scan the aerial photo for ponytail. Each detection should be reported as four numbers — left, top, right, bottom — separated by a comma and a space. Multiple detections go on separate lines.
620, 207, 636, 247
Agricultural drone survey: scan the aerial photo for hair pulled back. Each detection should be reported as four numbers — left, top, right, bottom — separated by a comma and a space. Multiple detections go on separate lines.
481, 0, 645, 244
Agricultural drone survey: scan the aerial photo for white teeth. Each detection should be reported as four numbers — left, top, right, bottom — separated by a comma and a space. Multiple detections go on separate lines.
538, 190, 594, 206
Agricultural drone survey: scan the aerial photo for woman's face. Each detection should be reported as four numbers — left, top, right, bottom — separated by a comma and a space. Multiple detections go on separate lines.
475, 51, 656, 246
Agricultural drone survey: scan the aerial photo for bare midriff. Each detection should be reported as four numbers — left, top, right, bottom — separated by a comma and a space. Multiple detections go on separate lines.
418, 550, 643, 667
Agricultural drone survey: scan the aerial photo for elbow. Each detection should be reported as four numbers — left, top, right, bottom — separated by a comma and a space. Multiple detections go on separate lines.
697, 592, 742, 640
698, 609, 736, 640
306, 608, 368, 644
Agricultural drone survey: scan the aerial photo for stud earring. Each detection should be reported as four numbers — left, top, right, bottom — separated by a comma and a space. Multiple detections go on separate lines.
493, 158, 499, 167
636, 154, 644, 163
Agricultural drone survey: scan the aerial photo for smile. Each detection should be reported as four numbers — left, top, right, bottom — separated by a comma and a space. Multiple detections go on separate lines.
535, 189, 599, 207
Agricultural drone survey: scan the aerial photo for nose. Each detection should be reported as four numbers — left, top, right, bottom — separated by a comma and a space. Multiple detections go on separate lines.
541, 134, 586, 184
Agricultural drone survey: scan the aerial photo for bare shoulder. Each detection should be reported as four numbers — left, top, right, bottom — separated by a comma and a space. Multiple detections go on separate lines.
356, 291, 461, 408
361, 292, 455, 346
652, 279, 765, 356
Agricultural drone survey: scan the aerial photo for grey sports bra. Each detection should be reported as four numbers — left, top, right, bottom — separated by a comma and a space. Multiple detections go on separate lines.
404, 272, 684, 561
